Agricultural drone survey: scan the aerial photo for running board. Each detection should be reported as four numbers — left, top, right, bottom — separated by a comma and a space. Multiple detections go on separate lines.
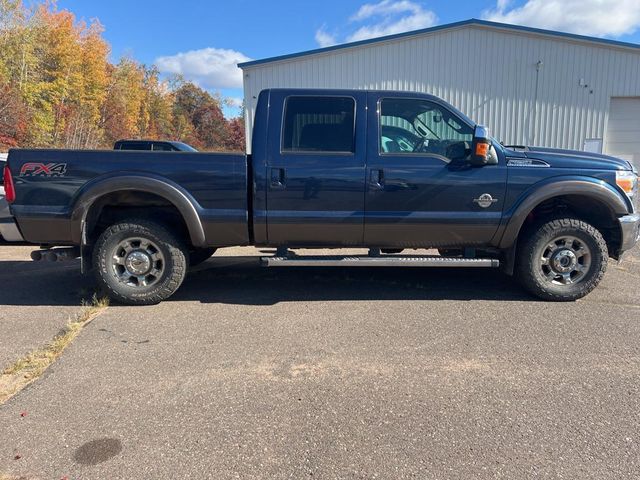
261, 255, 500, 268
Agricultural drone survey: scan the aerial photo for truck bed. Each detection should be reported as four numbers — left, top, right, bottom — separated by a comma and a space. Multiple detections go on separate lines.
7, 149, 250, 246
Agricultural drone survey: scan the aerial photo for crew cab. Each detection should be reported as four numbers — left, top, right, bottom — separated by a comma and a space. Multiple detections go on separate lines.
3, 89, 639, 304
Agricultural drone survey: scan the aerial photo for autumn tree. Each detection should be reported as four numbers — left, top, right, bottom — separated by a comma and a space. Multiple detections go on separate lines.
0, 82, 27, 148
172, 82, 233, 150
139, 66, 174, 139
64, 19, 109, 148
226, 117, 245, 152
101, 58, 146, 144
0, 1, 246, 151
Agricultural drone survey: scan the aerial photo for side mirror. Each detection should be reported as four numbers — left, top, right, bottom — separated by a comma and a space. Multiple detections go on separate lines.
470, 125, 491, 166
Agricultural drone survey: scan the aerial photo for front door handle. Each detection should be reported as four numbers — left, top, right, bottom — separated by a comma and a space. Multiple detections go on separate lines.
370, 169, 384, 190
270, 168, 285, 189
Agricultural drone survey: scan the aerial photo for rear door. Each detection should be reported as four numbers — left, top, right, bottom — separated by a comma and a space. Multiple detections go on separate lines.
265, 91, 367, 246
364, 93, 508, 248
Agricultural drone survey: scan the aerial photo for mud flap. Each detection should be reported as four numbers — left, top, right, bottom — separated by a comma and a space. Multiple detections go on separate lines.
80, 220, 91, 274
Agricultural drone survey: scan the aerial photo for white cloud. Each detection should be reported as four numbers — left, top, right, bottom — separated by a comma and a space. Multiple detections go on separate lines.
315, 26, 338, 48
350, 0, 430, 22
315, 0, 437, 46
155, 47, 251, 90
483, 0, 640, 37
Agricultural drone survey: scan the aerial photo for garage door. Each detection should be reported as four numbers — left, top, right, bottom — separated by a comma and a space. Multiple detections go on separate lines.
605, 98, 640, 170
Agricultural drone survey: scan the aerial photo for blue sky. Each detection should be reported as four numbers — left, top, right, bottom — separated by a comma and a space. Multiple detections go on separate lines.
54, 0, 640, 117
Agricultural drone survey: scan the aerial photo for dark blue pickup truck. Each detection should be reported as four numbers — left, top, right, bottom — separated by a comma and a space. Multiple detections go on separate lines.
3, 89, 639, 304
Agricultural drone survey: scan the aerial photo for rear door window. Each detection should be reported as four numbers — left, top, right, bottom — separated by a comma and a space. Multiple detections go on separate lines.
282, 96, 355, 153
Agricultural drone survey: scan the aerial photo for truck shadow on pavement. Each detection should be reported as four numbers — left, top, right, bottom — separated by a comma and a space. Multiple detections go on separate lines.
174, 256, 533, 305
0, 256, 533, 306
0, 260, 89, 306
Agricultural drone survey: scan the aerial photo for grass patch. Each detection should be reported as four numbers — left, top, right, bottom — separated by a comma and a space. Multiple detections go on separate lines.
0, 295, 109, 404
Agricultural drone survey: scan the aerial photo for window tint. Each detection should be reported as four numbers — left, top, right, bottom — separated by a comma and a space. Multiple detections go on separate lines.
380, 98, 473, 161
282, 96, 355, 153
120, 142, 149, 151
152, 143, 175, 151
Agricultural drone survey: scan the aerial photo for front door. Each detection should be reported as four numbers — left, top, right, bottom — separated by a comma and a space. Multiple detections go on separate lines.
266, 92, 367, 246
364, 93, 508, 248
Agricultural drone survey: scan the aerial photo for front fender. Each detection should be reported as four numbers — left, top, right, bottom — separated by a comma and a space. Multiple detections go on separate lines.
497, 176, 630, 249
69, 172, 206, 247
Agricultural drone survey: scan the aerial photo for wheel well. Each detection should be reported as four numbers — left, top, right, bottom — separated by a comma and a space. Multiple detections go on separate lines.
518, 194, 622, 258
85, 191, 192, 247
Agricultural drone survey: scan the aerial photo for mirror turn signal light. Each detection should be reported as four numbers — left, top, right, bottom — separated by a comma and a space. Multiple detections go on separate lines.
475, 142, 490, 157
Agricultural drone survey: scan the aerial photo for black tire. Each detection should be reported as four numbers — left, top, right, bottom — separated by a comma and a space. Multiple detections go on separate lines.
516, 217, 608, 301
189, 247, 217, 267
93, 219, 188, 305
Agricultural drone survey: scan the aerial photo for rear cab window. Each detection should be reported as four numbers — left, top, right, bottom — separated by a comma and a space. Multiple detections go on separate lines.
281, 96, 356, 154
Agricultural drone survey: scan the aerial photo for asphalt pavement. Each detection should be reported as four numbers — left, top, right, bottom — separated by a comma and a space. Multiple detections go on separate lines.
1, 245, 639, 479
0, 247, 90, 369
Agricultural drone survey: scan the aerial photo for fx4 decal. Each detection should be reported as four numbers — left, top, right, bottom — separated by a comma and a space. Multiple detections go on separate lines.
20, 162, 68, 177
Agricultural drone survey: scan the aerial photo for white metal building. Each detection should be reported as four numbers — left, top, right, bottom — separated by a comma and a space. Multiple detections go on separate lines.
239, 19, 640, 166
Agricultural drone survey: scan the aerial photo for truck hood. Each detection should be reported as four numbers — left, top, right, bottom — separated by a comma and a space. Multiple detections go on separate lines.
506, 145, 633, 171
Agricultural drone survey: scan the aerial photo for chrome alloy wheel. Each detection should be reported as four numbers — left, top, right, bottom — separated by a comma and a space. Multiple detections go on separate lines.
109, 237, 165, 288
540, 236, 591, 286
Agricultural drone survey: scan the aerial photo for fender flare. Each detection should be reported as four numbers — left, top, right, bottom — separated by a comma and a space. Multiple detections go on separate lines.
497, 176, 630, 249
69, 173, 206, 247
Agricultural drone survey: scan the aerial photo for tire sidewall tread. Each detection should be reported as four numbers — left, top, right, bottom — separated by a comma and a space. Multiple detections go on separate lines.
93, 219, 188, 305
516, 217, 608, 302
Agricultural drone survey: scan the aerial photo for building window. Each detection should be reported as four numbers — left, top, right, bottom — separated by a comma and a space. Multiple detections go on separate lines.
282, 96, 355, 153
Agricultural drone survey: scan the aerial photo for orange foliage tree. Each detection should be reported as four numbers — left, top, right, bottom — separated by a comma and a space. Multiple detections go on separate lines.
0, 0, 245, 151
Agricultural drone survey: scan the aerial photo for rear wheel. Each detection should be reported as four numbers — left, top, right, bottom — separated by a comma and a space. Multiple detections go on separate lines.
93, 219, 188, 305
516, 217, 608, 301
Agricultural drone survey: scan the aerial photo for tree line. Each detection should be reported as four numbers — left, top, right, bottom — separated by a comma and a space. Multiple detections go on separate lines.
0, 1, 245, 151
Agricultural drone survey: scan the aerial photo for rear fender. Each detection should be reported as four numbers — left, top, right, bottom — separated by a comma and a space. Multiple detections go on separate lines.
70, 173, 206, 247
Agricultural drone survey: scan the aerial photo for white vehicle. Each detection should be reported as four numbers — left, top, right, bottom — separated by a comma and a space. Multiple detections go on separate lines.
0, 152, 23, 242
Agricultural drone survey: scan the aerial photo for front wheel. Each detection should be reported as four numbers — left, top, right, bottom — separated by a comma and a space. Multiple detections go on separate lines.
516, 217, 608, 301
93, 219, 188, 305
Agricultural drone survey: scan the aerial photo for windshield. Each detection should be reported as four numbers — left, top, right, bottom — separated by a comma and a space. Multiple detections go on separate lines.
171, 142, 198, 152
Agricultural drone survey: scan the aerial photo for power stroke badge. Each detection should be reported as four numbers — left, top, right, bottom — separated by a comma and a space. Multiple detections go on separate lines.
473, 193, 499, 208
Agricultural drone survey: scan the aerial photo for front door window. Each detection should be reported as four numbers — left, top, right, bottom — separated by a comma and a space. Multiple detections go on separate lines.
379, 98, 473, 163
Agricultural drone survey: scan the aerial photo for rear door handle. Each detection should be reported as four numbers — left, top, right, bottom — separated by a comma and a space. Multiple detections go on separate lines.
370, 169, 384, 190
270, 168, 285, 189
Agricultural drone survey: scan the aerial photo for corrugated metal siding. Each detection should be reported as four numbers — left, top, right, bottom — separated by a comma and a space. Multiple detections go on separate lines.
605, 97, 640, 166
241, 25, 640, 153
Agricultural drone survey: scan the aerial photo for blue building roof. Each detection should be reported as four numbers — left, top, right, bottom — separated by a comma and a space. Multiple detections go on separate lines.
238, 18, 640, 68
